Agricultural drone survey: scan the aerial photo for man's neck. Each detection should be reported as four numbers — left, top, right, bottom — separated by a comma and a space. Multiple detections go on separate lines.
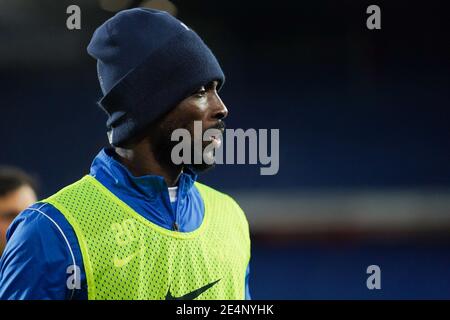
114, 144, 182, 187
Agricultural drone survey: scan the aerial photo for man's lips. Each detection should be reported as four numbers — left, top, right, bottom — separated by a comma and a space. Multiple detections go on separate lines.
204, 128, 224, 148
208, 135, 222, 148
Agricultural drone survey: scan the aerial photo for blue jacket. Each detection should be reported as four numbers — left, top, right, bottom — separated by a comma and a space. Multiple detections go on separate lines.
0, 148, 251, 300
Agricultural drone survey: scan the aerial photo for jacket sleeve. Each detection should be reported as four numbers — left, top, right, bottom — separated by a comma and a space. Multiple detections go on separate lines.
0, 203, 86, 300
245, 263, 251, 300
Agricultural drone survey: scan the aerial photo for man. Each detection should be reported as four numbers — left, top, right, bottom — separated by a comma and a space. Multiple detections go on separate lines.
0, 167, 37, 255
0, 8, 251, 300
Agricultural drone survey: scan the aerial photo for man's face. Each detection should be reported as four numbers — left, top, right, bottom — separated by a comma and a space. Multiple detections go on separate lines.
0, 185, 37, 253
148, 80, 228, 172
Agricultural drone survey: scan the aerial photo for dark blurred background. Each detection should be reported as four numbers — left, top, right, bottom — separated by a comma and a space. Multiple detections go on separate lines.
1, 0, 449, 299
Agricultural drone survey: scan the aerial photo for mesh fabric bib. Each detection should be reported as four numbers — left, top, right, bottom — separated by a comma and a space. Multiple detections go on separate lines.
43, 176, 250, 300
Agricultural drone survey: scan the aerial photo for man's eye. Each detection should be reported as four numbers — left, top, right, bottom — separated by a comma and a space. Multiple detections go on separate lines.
194, 88, 207, 98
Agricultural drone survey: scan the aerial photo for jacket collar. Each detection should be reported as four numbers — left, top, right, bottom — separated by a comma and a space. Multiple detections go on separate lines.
89, 148, 197, 202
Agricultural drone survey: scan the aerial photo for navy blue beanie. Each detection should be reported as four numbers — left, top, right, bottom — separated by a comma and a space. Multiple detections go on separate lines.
87, 8, 225, 146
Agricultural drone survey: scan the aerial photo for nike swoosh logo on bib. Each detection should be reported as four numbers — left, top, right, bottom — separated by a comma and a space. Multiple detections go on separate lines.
165, 279, 221, 300
113, 250, 139, 268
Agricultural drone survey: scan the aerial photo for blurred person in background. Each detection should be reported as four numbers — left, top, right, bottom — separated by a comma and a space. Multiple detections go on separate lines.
0, 8, 250, 300
0, 167, 37, 255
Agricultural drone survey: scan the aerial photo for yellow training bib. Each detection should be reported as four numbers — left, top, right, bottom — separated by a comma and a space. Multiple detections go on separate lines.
43, 176, 250, 300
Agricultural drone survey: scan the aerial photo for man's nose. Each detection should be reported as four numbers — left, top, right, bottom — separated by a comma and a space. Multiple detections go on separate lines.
212, 96, 228, 121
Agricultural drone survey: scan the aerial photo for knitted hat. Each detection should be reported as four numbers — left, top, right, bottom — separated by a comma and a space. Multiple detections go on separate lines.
87, 8, 225, 146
